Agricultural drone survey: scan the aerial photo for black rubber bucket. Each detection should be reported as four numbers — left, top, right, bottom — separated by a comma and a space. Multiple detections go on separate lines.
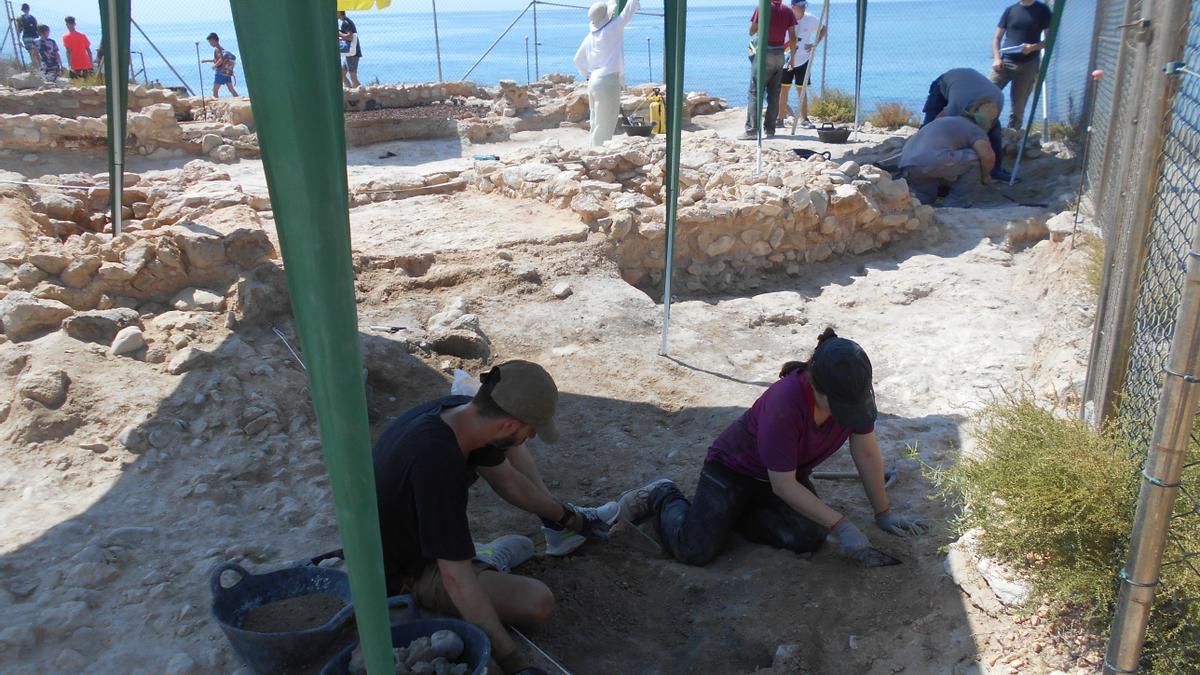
210, 562, 423, 673
319, 618, 491, 675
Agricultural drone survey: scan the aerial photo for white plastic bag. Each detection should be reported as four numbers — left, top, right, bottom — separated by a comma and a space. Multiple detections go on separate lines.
450, 369, 480, 396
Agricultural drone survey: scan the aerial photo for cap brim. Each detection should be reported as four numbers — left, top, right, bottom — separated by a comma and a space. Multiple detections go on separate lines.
828, 388, 878, 432
536, 416, 560, 444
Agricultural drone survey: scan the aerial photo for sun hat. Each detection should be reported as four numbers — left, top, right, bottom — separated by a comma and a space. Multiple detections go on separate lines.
589, 2, 610, 29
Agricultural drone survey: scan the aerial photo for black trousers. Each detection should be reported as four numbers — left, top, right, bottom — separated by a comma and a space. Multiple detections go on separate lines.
651, 460, 828, 567
921, 76, 1005, 170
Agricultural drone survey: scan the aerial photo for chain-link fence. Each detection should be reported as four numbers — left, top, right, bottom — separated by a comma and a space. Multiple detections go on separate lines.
24, 0, 1100, 124
1081, 0, 1200, 671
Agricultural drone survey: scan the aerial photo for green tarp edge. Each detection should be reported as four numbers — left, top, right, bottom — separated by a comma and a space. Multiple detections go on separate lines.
853, 0, 866, 129
98, 0, 129, 236
228, 1, 394, 673
753, 0, 771, 143
1010, 0, 1067, 183
660, 0, 687, 354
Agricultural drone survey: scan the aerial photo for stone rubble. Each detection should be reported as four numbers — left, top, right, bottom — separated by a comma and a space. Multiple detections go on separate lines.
468, 135, 934, 291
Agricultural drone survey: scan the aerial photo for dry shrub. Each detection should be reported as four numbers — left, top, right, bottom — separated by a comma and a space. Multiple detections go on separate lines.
1081, 233, 1105, 295
928, 399, 1200, 672
809, 89, 855, 124
869, 101, 918, 129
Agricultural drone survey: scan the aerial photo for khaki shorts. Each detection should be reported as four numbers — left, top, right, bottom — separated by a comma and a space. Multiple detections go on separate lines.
398, 560, 490, 616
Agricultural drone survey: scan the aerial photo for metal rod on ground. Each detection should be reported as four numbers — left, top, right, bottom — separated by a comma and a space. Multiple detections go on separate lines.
1070, 69, 1104, 250
272, 326, 307, 370
525, 36, 530, 84
511, 626, 573, 675
195, 42, 206, 112
1103, 221, 1200, 672
431, 0, 444, 82
533, 0, 540, 80
130, 18, 194, 96
462, 2, 534, 81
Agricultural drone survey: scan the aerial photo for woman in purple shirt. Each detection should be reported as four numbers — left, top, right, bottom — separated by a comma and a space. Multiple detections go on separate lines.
618, 328, 927, 566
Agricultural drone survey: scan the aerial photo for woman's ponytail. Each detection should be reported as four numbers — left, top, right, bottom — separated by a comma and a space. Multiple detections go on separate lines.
778, 327, 839, 379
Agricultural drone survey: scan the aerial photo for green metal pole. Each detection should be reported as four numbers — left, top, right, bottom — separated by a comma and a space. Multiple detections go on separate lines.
754, 0, 771, 169
1010, 0, 1067, 184
98, 0, 129, 236
659, 0, 686, 355
853, 0, 866, 131
227, 2, 393, 673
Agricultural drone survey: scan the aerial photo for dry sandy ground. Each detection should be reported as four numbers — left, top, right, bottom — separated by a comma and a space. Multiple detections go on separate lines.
0, 113, 1100, 674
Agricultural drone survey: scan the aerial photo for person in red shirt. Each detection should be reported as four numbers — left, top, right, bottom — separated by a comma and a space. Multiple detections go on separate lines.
61, 16, 93, 79
741, 0, 797, 139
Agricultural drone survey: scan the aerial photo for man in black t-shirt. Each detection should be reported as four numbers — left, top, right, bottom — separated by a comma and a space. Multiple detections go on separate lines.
371, 360, 613, 675
15, 4, 40, 72
337, 11, 361, 88
989, 0, 1052, 130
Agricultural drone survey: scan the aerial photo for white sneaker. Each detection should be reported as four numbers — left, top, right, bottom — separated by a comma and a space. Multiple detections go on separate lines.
473, 534, 534, 573
543, 501, 619, 556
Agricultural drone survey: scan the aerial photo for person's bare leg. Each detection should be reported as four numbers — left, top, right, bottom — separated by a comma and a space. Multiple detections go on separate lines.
477, 570, 555, 626
342, 65, 351, 88
777, 83, 792, 125
227, 83, 239, 97
212, 83, 220, 98
350, 70, 360, 88
799, 85, 809, 121
27, 46, 40, 72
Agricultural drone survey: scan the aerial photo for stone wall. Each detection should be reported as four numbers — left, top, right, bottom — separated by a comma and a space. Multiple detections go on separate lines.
469, 135, 934, 291
0, 85, 191, 118
0, 165, 288, 348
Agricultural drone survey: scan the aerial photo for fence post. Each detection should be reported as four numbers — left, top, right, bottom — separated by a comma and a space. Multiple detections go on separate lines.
1104, 186, 1200, 673
432, 0, 444, 82
1081, 0, 1183, 424
533, 0, 540, 80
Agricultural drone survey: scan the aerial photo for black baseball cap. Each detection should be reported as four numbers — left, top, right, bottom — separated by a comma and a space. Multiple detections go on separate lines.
808, 337, 877, 431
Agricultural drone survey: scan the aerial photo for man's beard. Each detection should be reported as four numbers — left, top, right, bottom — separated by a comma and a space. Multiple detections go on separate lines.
493, 432, 523, 449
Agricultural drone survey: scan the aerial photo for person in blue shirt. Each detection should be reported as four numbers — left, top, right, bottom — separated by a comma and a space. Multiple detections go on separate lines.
34, 24, 60, 83
989, 0, 1052, 130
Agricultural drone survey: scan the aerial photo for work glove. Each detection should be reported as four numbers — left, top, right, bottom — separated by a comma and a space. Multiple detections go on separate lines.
875, 509, 930, 537
832, 519, 900, 567
551, 502, 617, 541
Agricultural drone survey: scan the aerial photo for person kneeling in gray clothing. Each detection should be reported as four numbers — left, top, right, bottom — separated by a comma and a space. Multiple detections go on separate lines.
899, 103, 997, 205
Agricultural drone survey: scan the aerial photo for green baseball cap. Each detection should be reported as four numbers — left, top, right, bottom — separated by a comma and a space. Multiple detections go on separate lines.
488, 360, 560, 443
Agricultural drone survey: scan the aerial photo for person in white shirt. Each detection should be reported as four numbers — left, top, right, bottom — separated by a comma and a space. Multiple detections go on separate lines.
777, 0, 826, 129
574, 0, 640, 147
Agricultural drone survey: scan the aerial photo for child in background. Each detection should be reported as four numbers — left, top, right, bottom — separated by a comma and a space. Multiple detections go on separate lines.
34, 24, 61, 83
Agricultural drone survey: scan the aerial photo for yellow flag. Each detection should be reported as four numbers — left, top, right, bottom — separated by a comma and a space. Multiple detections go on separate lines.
336, 0, 391, 9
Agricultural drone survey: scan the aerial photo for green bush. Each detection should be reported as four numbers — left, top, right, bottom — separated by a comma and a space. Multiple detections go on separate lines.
868, 101, 918, 130
809, 89, 855, 124
929, 399, 1200, 672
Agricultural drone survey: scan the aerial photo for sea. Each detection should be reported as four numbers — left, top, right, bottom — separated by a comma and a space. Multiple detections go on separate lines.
30, 0, 1097, 123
